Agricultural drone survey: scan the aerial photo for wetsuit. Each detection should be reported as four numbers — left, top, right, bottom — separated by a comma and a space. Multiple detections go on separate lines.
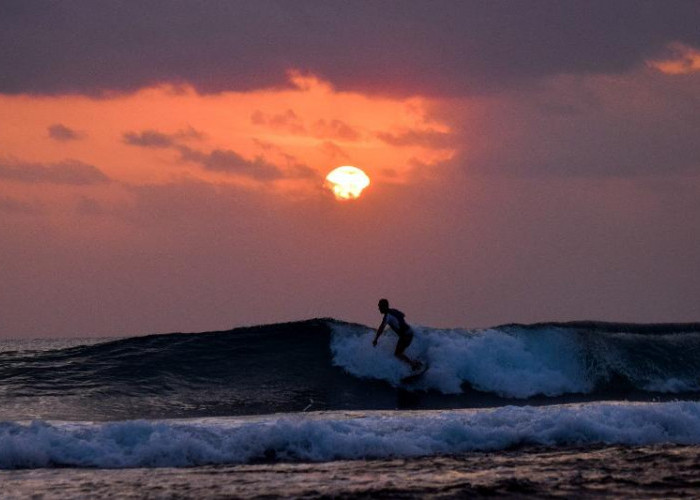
381, 308, 413, 353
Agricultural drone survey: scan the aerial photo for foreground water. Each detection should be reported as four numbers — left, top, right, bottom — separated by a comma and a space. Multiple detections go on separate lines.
3, 445, 700, 498
2, 318, 700, 497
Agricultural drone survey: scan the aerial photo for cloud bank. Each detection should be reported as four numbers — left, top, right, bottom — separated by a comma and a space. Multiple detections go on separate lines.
2, 1, 698, 97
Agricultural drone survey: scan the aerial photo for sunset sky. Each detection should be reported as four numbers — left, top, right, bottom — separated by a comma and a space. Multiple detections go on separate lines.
1, 1, 699, 338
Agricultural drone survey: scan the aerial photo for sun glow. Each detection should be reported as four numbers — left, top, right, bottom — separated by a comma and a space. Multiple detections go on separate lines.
325, 166, 371, 200
0, 74, 453, 212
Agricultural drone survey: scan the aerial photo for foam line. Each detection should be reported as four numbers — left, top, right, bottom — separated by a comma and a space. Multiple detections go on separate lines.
2, 402, 700, 469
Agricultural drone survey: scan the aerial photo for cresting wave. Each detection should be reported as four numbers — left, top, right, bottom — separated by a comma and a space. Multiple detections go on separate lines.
330, 320, 700, 398
1, 319, 699, 421
2, 402, 700, 469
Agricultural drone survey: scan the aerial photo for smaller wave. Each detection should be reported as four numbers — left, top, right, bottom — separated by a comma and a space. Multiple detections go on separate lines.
2, 402, 700, 469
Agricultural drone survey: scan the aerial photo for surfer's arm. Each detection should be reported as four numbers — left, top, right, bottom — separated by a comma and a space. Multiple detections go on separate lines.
373, 318, 387, 346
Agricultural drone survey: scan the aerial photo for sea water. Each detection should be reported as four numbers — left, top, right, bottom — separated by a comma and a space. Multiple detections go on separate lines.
2, 319, 700, 497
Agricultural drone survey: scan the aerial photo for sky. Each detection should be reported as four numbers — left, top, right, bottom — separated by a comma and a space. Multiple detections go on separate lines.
1, 1, 699, 338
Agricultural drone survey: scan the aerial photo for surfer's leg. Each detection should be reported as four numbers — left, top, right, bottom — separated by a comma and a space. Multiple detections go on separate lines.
397, 353, 422, 371
395, 334, 421, 370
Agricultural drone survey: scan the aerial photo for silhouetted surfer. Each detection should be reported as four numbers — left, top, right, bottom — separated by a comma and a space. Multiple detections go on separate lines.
373, 299, 423, 371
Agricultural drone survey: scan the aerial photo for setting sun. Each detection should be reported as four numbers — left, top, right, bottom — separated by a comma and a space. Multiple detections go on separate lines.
325, 166, 371, 200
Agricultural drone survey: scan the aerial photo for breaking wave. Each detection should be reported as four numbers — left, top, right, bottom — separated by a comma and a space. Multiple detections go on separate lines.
2, 401, 700, 469
1, 319, 700, 421
330, 320, 700, 398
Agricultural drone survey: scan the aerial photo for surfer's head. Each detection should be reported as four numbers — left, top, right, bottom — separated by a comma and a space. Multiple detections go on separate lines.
378, 298, 389, 313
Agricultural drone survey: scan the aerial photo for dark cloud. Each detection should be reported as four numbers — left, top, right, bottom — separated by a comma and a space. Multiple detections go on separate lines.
1, 1, 698, 97
122, 127, 314, 180
251, 139, 319, 179
48, 123, 83, 141
284, 161, 317, 180
123, 130, 176, 148
123, 127, 203, 148
446, 72, 700, 178
0, 158, 110, 185
178, 146, 284, 180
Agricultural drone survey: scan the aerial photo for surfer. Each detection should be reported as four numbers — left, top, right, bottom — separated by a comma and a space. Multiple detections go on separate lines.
373, 299, 423, 371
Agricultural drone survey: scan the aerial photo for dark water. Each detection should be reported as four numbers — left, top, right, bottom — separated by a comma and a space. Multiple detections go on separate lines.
2, 318, 700, 499
2, 318, 700, 421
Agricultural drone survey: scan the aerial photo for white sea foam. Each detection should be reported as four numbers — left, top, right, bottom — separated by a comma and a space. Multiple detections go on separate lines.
1, 402, 700, 469
329, 323, 700, 398
330, 324, 593, 397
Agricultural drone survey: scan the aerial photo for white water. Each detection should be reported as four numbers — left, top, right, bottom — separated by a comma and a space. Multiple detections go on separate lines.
330, 323, 700, 397
2, 402, 700, 469
330, 323, 594, 397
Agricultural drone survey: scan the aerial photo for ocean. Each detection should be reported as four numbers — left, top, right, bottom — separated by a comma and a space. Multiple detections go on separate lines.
2, 318, 700, 498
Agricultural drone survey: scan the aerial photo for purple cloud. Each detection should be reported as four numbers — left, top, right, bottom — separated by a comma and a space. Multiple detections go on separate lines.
123, 130, 176, 148
48, 123, 83, 141
178, 146, 284, 180
122, 127, 314, 181
444, 73, 700, 178
1, 1, 697, 97
123, 127, 203, 148
0, 159, 110, 185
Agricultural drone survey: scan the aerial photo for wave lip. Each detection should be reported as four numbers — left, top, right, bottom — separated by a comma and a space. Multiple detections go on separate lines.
2, 401, 700, 469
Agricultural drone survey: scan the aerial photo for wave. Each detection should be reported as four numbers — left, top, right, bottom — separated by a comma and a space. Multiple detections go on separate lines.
0, 319, 341, 420
1, 319, 699, 420
330, 321, 700, 398
2, 401, 700, 469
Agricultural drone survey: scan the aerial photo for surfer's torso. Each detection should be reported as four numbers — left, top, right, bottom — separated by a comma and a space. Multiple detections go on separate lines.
383, 308, 411, 337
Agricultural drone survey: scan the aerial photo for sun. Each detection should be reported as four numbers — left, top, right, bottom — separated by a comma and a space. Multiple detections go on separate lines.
325, 166, 371, 201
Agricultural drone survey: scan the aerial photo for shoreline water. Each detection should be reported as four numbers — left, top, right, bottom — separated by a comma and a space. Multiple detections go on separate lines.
2, 444, 699, 498
2, 320, 700, 497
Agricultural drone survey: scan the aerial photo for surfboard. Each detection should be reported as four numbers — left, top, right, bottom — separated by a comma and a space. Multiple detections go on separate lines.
400, 364, 429, 385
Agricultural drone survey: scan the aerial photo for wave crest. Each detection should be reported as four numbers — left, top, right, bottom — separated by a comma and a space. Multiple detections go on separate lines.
3, 402, 700, 469
330, 322, 700, 398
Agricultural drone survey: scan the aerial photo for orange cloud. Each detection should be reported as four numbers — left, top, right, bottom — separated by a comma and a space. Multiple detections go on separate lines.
0, 72, 455, 220
649, 44, 700, 75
